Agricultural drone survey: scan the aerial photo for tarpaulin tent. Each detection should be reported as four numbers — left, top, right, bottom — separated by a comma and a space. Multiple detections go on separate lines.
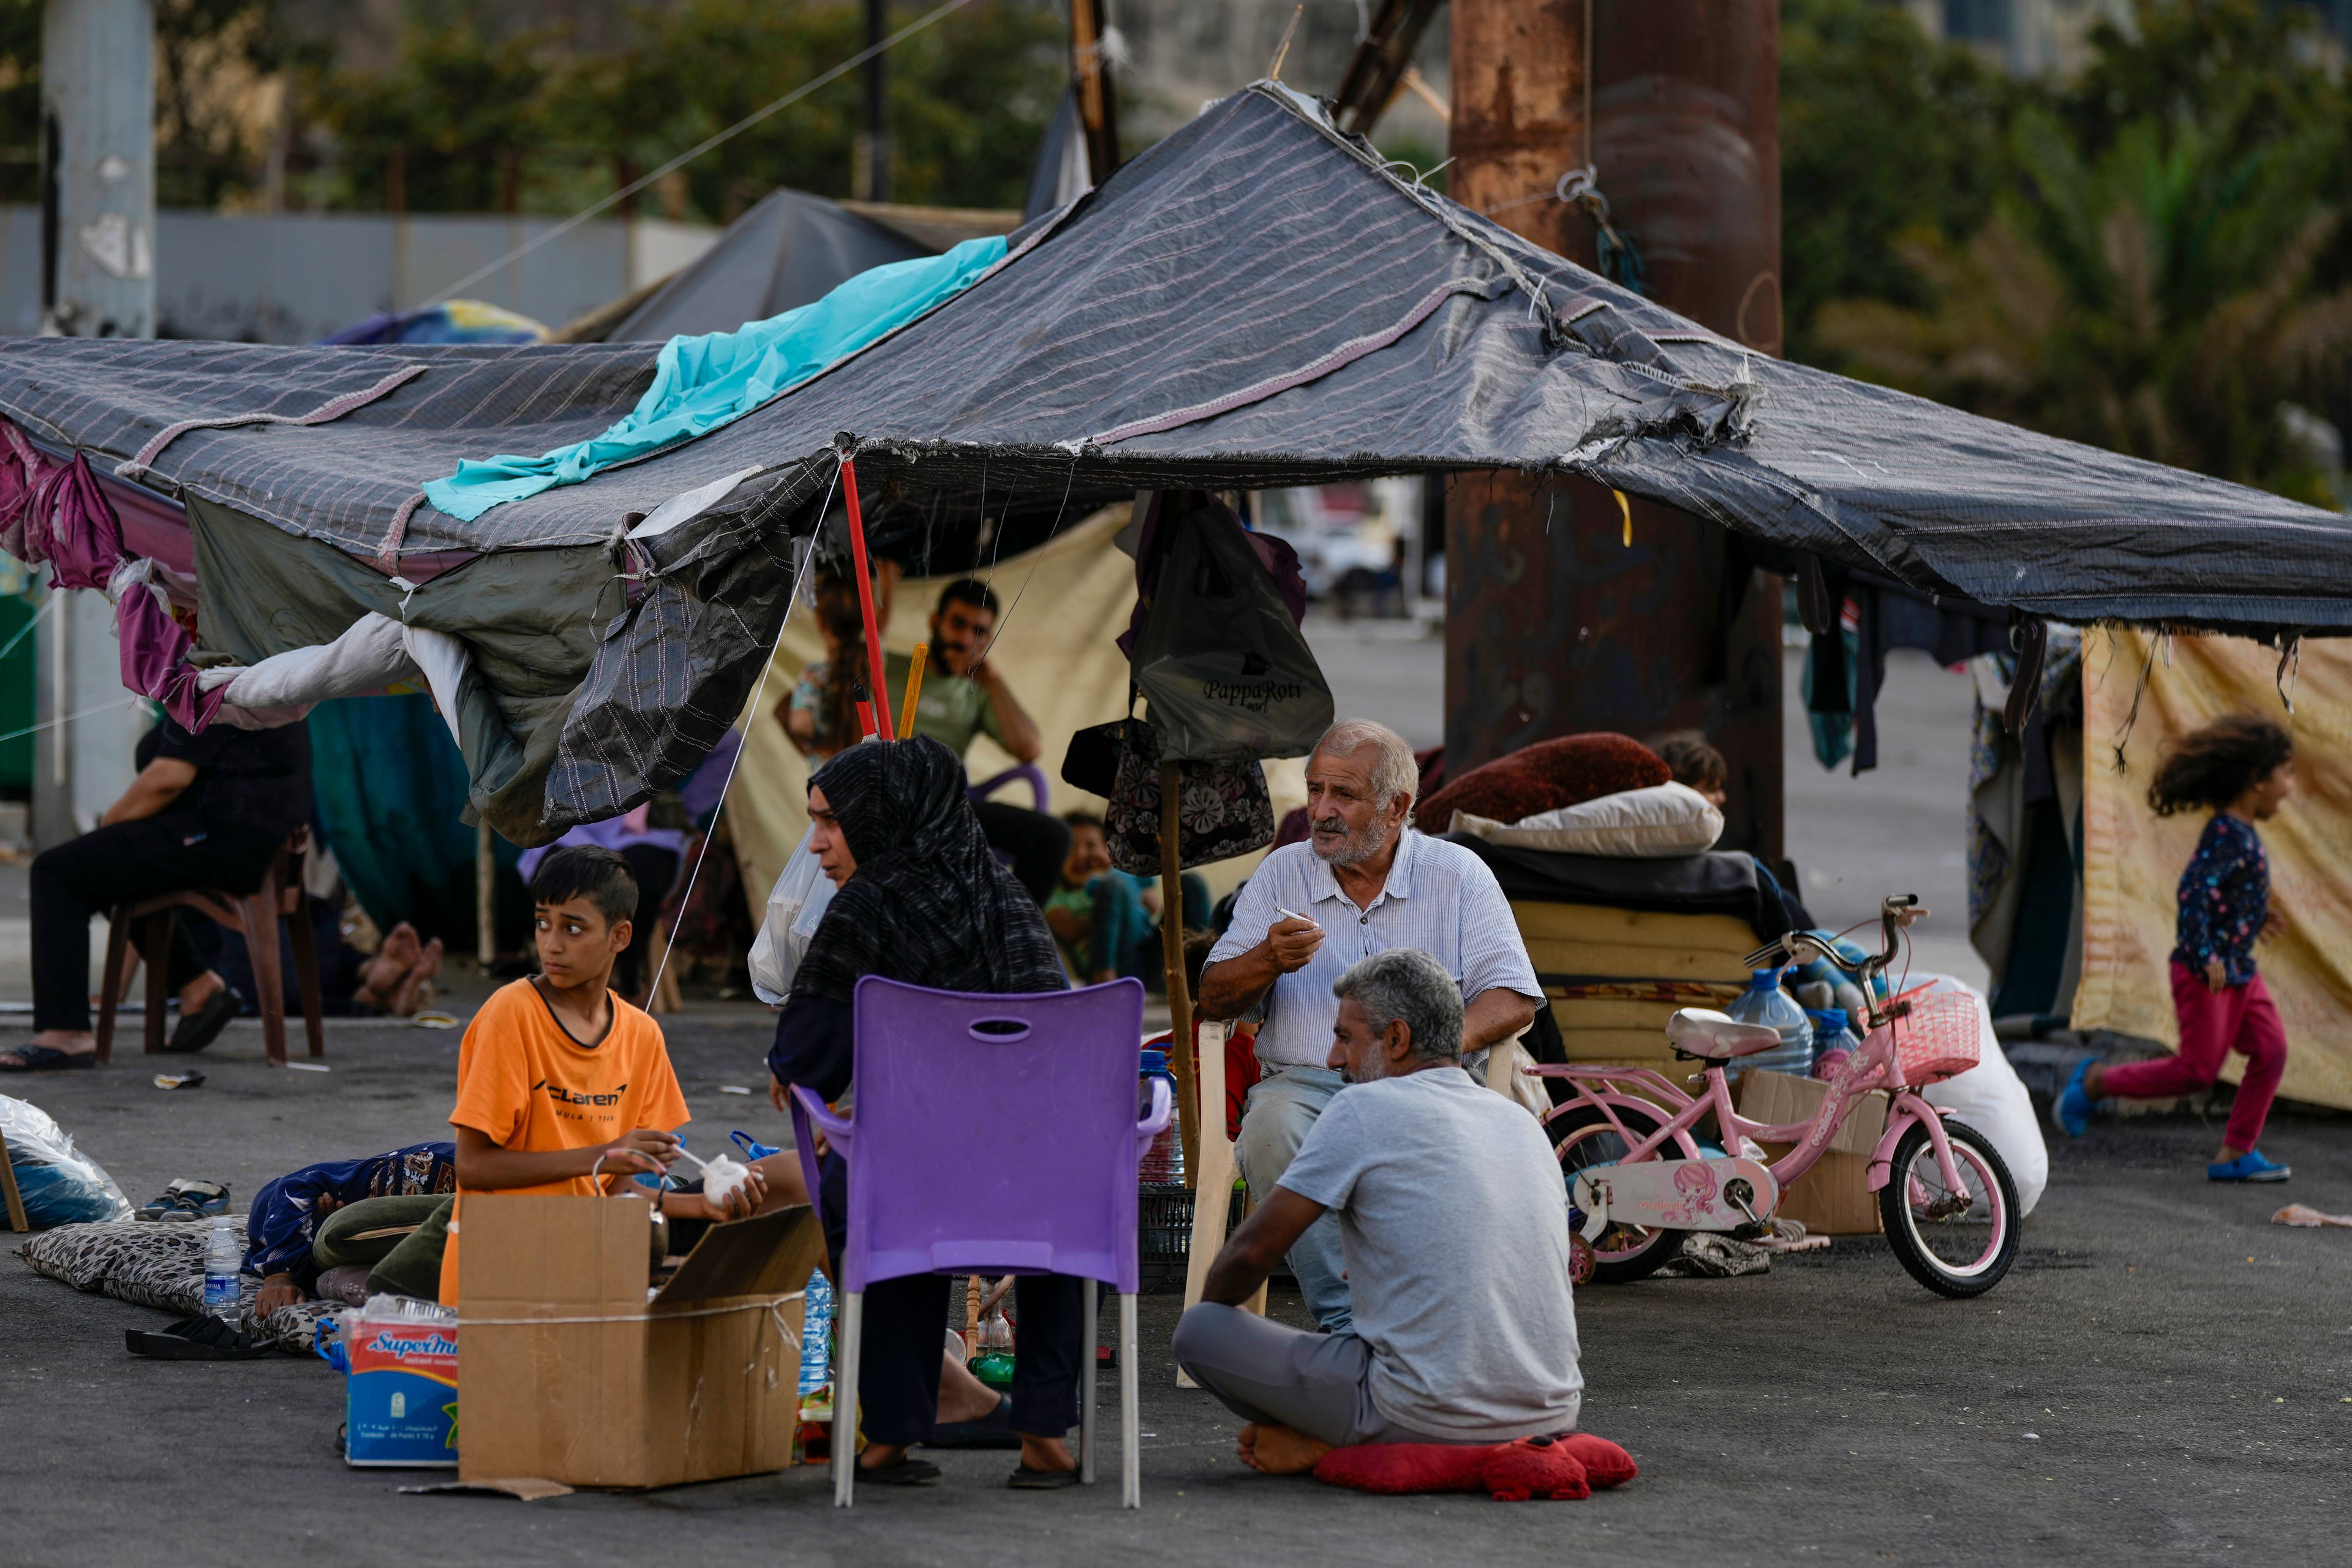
602, 188, 937, 344
2075, 628, 2352, 1110
726, 502, 1308, 907
1, 82, 2347, 845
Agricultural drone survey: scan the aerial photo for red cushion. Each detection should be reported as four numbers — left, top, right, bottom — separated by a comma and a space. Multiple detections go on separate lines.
1419, 733, 1669, 833
1313, 1442, 1487, 1494
1480, 1435, 1591, 1501
1558, 1432, 1639, 1488
1313, 1434, 1622, 1501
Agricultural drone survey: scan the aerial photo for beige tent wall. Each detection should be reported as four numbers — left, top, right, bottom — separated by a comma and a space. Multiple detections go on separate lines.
2074, 627, 2352, 1110
726, 502, 1307, 918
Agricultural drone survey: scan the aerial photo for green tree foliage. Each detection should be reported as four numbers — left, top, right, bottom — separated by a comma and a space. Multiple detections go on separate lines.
1779, 0, 2016, 364
300, 1, 1063, 218
1798, 0, 2352, 503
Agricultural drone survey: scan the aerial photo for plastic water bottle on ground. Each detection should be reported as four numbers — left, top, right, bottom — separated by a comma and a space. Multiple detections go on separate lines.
1137, 1049, 1185, 1183
203, 1218, 241, 1320
1724, 968, 1814, 1080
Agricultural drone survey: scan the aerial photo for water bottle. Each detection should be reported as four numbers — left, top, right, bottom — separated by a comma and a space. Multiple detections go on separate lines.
1806, 1006, 1862, 1080
1137, 1048, 1185, 1184
203, 1218, 241, 1320
1724, 968, 1814, 1080
797, 1270, 833, 1401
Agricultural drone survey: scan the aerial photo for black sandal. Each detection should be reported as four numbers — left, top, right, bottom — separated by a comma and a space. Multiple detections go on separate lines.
0, 1046, 96, 1072
126, 1315, 271, 1360
924, 1395, 1020, 1450
166, 988, 243, 1054
856, 1455, 941, 1486
1008, 1463, 1081, 1490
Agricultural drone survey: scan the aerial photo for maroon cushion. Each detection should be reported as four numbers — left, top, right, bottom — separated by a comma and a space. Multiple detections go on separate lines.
1417, 733, 1669, 833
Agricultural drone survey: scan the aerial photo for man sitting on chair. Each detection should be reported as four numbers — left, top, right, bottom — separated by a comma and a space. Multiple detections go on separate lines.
1173, 949, 1583, 1474
2, 713, 311, 1072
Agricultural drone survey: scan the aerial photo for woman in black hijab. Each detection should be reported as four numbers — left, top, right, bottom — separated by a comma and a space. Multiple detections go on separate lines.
768, 736, 1084, 1490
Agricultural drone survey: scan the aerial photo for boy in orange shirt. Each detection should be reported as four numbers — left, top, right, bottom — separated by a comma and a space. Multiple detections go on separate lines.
439, 845, 762, 1304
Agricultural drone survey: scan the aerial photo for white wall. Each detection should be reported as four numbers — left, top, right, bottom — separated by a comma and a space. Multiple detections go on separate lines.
0, 206, 716, 343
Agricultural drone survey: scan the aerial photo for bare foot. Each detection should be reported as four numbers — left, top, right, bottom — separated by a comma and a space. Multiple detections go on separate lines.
1236, 1423, 1332, 1476
386, 938, 443, 1016
1019, 1433, 1076, 1474
379, 921, 421, 970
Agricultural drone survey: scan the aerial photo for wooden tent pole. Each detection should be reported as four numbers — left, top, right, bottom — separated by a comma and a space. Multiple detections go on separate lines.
0, 1125, 28, 1232
1158, 758, 1200, 1184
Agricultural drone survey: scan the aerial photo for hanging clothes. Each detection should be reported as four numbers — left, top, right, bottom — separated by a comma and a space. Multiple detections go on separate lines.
1965, 630, 2084, 1017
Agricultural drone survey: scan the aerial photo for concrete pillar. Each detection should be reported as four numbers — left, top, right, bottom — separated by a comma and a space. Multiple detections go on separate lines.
1445, 0, 1785, 859
34, 0, 154, 850
40, 0, 156, 337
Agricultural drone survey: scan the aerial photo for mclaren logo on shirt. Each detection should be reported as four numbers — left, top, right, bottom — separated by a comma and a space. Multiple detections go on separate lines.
532, 1078, 628, 1109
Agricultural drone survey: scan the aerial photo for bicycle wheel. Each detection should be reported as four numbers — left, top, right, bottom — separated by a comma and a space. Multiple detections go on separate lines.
1546, 1104, 1686, 1285
1877, 1117, 2019, 1298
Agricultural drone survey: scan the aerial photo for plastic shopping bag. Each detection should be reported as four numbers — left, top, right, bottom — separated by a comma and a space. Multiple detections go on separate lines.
747, 827, 837, 1005
1, 1094, 132, 1226
1132, 500, 1333, 763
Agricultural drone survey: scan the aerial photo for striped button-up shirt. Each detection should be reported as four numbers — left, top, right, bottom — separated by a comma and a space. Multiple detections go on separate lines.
1207, 831, 1542, 1069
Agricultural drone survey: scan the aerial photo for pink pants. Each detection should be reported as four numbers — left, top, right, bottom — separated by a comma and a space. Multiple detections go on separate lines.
2101, 961, 2287, 1150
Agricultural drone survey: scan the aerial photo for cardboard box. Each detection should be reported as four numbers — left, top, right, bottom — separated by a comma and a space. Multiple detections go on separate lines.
345, 1309, 459, 1467
457, 1197, 825, 1490
1738, 1069, 1888, 1237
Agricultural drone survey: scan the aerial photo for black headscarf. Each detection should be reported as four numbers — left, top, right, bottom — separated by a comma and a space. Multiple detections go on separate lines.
791, 735, 1068, 1005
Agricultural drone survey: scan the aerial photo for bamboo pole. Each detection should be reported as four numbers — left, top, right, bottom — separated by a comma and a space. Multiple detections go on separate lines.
475, 819, 494, 968
1158, 759, 1200, 1184
899, 641, 928, 736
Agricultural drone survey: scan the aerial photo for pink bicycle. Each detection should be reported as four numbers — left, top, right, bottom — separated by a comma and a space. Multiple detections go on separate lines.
1533, 895, 2020, 1298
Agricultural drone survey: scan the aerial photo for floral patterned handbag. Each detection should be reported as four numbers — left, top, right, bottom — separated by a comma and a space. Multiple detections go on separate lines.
1104, 713, 1275, 875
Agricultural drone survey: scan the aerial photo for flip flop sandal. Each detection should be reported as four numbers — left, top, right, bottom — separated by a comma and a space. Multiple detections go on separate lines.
165, 988, 243, 1054
126, 1314, 271, 1360
1007, 1464, 1082, 1490
855, 1455, 942, 1486
923, 1395, 1020, 1450
0, 1046, 96, 1072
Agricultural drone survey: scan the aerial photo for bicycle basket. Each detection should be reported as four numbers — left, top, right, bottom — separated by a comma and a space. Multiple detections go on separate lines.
1880, 990, 1981, 1085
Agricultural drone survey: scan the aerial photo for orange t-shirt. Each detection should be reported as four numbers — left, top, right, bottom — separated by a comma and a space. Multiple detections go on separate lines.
438, 978, 690, 1304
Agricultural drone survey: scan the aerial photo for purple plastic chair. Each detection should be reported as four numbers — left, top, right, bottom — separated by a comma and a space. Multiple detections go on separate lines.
790, 974, 1169, 1507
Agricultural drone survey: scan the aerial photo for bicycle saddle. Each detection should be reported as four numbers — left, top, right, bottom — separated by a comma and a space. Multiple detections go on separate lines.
1665, 1008, 1787, 1061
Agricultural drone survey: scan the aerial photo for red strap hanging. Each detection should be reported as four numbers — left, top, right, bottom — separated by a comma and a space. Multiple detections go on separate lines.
840, 454, 895, 741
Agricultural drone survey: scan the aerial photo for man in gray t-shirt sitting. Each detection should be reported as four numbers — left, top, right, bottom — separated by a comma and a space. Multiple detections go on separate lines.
1172, 949, 1582, 1474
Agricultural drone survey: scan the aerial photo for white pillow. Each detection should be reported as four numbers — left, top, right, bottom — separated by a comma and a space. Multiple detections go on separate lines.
1451, 781, 1724, 858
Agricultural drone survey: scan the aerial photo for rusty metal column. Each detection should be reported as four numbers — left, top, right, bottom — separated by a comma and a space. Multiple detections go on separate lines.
1446, 1, 1785, 860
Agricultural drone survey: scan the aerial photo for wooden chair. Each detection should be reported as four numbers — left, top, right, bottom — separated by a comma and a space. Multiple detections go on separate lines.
94, 828, 325, 1069
0, 1125, 27, 1232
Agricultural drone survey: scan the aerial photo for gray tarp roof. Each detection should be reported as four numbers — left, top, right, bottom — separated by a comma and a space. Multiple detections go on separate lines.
0, 82, 2346, 834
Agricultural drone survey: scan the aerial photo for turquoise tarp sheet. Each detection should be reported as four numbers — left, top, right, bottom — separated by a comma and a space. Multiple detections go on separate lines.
420, 236, 1007, 521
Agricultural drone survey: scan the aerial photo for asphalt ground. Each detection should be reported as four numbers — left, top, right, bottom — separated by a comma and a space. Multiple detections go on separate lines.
3, 632, 2335, 1562
2, 1018, 2348, 1567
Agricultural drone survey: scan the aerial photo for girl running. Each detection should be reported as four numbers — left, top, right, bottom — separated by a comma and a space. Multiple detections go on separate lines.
2054, 714, 2296, 1182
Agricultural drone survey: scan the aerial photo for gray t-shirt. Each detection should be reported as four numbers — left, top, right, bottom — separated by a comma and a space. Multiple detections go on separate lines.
1276, 1066, 1582, 1441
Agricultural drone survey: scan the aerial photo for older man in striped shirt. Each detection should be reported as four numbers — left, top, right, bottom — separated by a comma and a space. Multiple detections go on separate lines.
1200, 720, 1542, 1332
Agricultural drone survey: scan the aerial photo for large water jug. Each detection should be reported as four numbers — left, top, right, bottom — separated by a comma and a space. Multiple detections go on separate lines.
1724, 968, 1814, 1080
